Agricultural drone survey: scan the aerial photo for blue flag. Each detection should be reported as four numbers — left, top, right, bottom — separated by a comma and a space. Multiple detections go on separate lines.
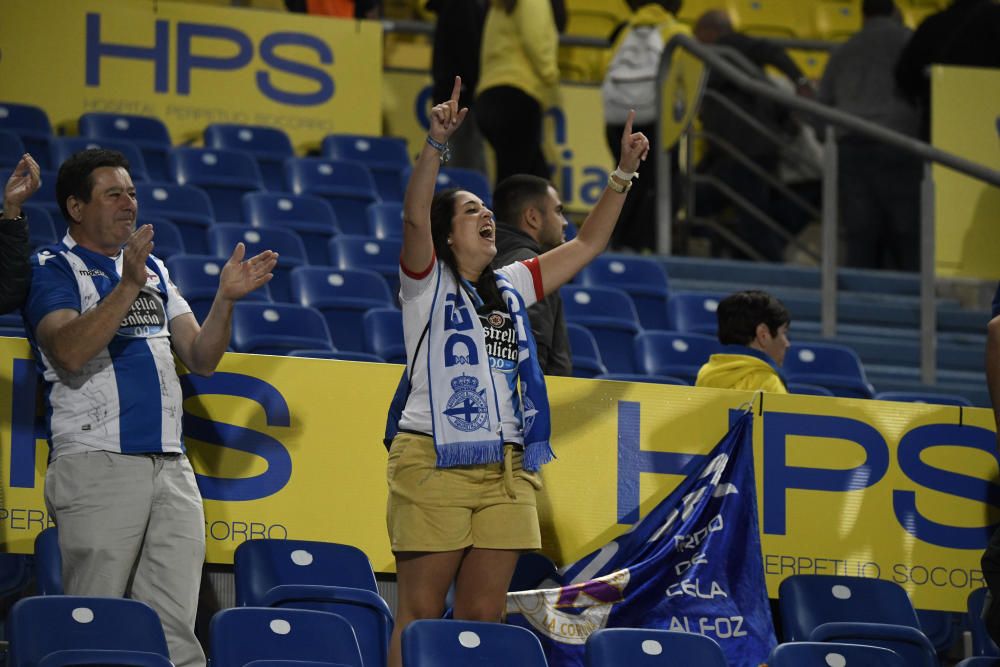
506, 410, 776, 667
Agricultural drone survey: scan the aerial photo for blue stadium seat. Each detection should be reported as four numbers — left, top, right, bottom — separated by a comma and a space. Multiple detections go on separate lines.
0, 102, 53, 169
136, 183, 215, 254
27, 169, 60, 218
402, 619, 547, 667
566, 322, 607, 378
327, 235, 402, 298
585, 628, 727, 667
0, 552, 33, 603
874, 391, 973, 407
204, 123, 294, 192
594, 373, 690, 385
561, 285, 642, 374
78, 112, 172, 180
234, 538, 392, 667
288, 350, 385, 363
435, 167, 493, 205
322, 134, 410, 203
767, 641, 905, 667
169, 147, 263, 223
968, 588, 1000, 657
916, 608, 958, 657
779, 574, 937, 667
208, 224, 308, 303
8, 596, 171, 667
956, 658, 1000, 667
784, 343, 876, 399
362, 308, 405, 364
285, 158, 380, 236
509, 552, 558, 592
576, 254, 670, 329
243, 192, 341, 265
34, 526, 63, 595
230, 303, 333, 355
22, 204, 59, 250
0, 129, 26, 169
165, 255, 271, 323
144, 216, 185, 259
49, 136, 150, 182
210, 607, 363, 667
366, 202, 404, 239
633, 330, 722, 384
290, 266, 395, 353
667, 291, 726, 335
788, 382, 836, 397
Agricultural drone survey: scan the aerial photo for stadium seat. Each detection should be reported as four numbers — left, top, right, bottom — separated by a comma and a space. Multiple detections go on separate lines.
78, 112, 172, 180
956, 658, 1000, 667
366, 202, 404, 239
595, 373, 690, 385
49, 136, 150, 182
291, 267, 395, 352
34, 526, 63, 595
230, 303, 333, 355
7, 596, 171, 667
968, 588, 1000, 657
322, 134, 410, 203
576, 254, 670, 330
400, 166, 493, 206
327, 235, 402, 298
210, 607, 364, 667
243, 192, 341, 265
135, 183, 215, 254
916, 608, 958, 657
208, 224, 308, 303
288, 350, 385, 363
139, 215, 185, 259
633, 330, 722, 384
813, 0, 863, 39
26, 169, 60, 218
0, 101, 53, 168
204, 123, 294, 192
561, 285, 642, 374
666, 291, 725, 335
787, 382, 836, 396
0, 129, 26, 169
566, 322, 608, 378
767, 641, 906, 666
509, 552, 558, 592
0, 552, 33, 604
233, 538, 392, 667
402, 619, 547, 667
585, 628, 728, 667
728, 0, 809, 38
784, 343, 876, 399
285, 158, 380, 236
22, 204, 59, 249
362, 308, 405, 364
874, 391, 973, 407
169, 147, 264, 223
779, 574, 938, 667
166, 255, 271, 323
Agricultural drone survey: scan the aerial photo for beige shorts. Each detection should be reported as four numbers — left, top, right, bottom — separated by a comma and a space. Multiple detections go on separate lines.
386, 432, 543, 553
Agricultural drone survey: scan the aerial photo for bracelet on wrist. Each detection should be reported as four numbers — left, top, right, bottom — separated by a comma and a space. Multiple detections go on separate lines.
612, 167, 637, 182
607, 174, 632, 194
426, 135, 451, 163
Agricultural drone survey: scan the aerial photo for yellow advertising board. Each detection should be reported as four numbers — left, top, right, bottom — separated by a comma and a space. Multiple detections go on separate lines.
1, 337, 995, 611
382, 71, 616, 214
932, 65, 1000, 280
0, 0, 382, 151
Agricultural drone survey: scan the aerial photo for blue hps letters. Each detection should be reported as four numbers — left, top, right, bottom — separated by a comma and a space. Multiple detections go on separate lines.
85, 12, 335, 105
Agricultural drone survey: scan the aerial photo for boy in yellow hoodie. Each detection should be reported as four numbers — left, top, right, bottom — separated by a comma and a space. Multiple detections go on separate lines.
695, 290, 790, 393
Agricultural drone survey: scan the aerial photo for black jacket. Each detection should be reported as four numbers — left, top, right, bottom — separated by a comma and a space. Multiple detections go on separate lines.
0, 215, 31, 315
493, 225, 572, 377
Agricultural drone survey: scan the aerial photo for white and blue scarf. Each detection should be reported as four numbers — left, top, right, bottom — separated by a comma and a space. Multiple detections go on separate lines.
384, 263, 553, 472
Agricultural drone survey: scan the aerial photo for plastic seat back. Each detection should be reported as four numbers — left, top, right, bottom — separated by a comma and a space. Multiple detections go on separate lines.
49, 137, 150, 182
362, 308, 405, 364
208, 224, 307, 303
285, 158, 380, 236
322, 134, 410, 202
327, 235, 402, 297
0, 129, 26, 169
585, 628, 727, 667
22, 204, 59, 250
576, 254, 670, 329
210, 607, 363, 667
633, 330, 722, 384
230, 303, 332, 355
767, 641, 906, 667
135, 183, 215, 254
204, 123, 294, 191
566, 322, 607, 378
166, 255, 270, 322
34, 526, 63, 595
785, 343, 875, 399
290, 267, 394, 352
366, 202, 404, 239
78, 112, 171, 180
169, 147, 264, 223
402, 619, 547, 667
0, 102, 53, 168
243, 192, 340, 265
666, 291, 725, 335
561, 285, 642, 374
968, 587, 1000, 656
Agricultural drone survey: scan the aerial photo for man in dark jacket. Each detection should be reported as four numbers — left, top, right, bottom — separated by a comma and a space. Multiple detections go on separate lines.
1, 154, 41, 314
492, 175, 572, 376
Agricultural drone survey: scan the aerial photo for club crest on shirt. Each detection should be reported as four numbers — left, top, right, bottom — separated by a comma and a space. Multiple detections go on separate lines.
443, 374, 490, 432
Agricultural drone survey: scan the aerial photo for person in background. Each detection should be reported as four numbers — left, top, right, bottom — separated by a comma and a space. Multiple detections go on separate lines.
426, 0, 489, 173
0, 154, 41, 314
695, 290, 790, 394
383, 77, 648, 667
492, 174, 572, 376
283, 0, 379, 19
818, 0, 921, 272
601, 0, 689, 254
476, 0, 560, 186
22, 148, 277, 667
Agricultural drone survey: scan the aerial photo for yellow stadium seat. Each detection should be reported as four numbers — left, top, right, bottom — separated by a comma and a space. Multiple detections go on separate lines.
813, 0, 861, 40
566, 9, 623, 39
787, 48, 829, 82
727, 0, 811, 38
899, 3, 941, 29
677, 0, 727, 25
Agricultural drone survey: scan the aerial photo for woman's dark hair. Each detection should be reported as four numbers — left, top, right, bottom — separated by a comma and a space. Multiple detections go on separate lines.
55, 148, 131, 222
716, 290, 790, 346
431, 188, 504, 311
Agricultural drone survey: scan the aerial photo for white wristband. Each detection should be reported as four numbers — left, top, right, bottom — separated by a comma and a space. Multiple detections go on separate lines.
612, 167, 637, 182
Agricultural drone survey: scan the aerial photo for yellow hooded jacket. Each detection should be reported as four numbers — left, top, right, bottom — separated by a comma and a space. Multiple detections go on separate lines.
478, 0, 560, 106
695, 349, 788, 394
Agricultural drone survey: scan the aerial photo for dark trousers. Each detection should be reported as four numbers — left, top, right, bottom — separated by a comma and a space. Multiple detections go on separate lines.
476, 85, 549, 187
838, 138, 922, 272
